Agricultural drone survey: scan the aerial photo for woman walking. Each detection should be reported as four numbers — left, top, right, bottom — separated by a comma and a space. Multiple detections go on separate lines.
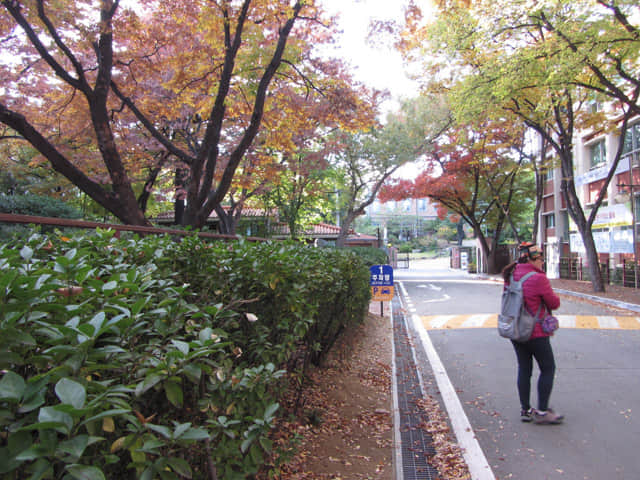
502, 242, 564, 424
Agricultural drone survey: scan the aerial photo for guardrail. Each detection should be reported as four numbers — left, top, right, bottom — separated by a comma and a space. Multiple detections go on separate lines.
0, 213, 269, 242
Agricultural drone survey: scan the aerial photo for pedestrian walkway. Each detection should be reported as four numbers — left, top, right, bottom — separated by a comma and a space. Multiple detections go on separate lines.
420, 313, 640, 330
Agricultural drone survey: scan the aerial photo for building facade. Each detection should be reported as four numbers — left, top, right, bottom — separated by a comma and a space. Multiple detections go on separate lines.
366, 197, 439, 241
539, 115, 640, 279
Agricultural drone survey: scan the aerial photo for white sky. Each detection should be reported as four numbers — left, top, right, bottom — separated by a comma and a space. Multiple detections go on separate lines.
319, 0, 435, 178
319, 0, 432, 112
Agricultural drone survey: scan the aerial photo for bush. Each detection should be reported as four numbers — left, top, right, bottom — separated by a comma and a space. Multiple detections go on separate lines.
0, 194, 84, 241
0, 193, 83, 219
344, 246, 388, 266
0, 230, 370, 479
398, 243, 413, 253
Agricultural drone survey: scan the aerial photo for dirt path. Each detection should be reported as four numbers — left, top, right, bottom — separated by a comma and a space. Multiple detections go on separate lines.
266, 313, 394, 479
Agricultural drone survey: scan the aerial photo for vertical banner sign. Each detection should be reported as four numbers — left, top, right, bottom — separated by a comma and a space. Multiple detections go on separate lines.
370, 264, 394, 301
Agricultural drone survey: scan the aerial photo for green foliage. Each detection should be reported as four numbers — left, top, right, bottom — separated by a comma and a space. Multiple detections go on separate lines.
398, 243, 413, 253
0, 193, 83, 219
345, 246, 388, 267
167, 238, 371, 367
0, 230, 370, 478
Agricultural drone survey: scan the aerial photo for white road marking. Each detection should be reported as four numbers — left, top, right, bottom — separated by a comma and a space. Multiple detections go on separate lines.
598, 316, 620, 329
461, 314, 492, 328
429, 315, 458, 328
559, 315, 576, 328
422, 294, 451, 303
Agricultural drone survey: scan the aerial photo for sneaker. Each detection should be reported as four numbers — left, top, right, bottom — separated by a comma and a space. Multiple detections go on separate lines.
520, 408, 534, 422
533, 408, 564, 425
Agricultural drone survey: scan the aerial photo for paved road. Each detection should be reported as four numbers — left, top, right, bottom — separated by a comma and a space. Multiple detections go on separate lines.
394, 259, 640, 480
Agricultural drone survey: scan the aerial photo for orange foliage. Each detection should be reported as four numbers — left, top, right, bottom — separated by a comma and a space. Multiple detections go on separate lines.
0, 0, 380, 227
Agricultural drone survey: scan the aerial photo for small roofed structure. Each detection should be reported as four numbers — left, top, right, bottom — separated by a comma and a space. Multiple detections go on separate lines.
272, 222, 379, 247
154, 210, 379, 247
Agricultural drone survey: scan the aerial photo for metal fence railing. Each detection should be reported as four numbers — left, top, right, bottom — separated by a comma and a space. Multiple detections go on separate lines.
0, 213, 269, 242
558, 256, 638, 289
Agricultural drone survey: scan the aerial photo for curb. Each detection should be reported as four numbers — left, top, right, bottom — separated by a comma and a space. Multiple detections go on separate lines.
553, 289, 640, 313
475, 274, 640, 314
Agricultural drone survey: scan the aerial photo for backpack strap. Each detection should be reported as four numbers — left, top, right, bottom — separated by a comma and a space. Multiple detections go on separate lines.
513, 271, 543, 318
517, 271, 538, 285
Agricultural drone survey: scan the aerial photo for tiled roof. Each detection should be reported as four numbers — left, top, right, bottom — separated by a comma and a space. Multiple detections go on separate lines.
345, 233, 378, 241
271, 222, 349, 238
154, 207, 274, 221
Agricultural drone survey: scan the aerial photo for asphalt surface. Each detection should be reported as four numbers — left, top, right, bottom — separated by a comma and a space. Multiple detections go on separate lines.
392, 258, 640, 480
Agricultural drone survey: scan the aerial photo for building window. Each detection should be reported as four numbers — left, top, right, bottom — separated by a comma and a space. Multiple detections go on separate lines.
561, 211, 569, 242
623, 123, 640, 154
544, 213, 555, 229
589, 98, 602, 113
623, 123, 640, 168
418, 198, 427, 211
403, 199, 411, 212
590, 140, 606, 168
544, 168, 554, 181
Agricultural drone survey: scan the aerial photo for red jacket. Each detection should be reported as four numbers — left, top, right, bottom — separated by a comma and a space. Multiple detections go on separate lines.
511, 263, 561, 339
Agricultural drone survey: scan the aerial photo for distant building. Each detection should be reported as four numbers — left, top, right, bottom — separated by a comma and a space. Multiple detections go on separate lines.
366, 197, 438, 240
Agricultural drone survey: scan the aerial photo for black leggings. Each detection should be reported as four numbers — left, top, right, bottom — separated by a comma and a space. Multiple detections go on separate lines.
511, 336, 556, 411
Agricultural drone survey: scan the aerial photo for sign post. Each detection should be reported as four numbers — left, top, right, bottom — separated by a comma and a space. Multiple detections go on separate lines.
370, 264, 394, 316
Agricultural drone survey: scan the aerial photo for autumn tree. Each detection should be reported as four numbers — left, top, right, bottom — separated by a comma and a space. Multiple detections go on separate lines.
380, 119, 536, 273
0, 0, 367, 229
400, 0, 639, 291
529, 1, 640, 117
210, 58, 380, 235
332, 95, 451, 247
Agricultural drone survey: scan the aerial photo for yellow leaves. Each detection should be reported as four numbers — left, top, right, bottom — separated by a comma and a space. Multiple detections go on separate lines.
102, 416, 115, 433
110, 436, 126, 453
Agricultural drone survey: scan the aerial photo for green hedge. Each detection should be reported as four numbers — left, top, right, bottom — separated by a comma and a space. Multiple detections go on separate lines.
345, 246, 388, 267
0, 193, 82, 219
0, 230, 370, 479
0, 194, 84, 241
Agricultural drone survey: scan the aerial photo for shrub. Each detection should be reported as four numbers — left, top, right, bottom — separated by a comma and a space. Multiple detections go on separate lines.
0, 230, 370, 479
0, 194, 84, 241
344, 246, 388, 266
0, 193, 83, 219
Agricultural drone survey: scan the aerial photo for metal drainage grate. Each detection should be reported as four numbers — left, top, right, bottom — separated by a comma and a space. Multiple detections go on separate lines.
393, 296, 439, 480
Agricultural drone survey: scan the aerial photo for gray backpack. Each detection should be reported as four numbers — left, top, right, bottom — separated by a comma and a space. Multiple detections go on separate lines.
498, 271, 542, 342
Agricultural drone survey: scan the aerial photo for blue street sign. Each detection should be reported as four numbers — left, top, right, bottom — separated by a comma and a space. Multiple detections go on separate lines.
370, 264, 393, 287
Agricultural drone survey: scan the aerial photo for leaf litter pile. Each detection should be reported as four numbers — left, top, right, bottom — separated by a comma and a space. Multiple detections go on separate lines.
259, 311, 471, 479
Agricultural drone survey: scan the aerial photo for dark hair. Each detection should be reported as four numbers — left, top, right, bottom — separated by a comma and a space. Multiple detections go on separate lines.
502, 242, 539, 281
518, 242, 543, 260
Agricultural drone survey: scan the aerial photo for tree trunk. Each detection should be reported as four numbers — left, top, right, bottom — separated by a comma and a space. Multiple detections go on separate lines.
470, 224, 492, 273
573, 218, 605, 291
174, 167, 189, 225
214, 205, 233, 235
174, 198, 185, 226
560, 168, 605, 292
336, 211, 359, 248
